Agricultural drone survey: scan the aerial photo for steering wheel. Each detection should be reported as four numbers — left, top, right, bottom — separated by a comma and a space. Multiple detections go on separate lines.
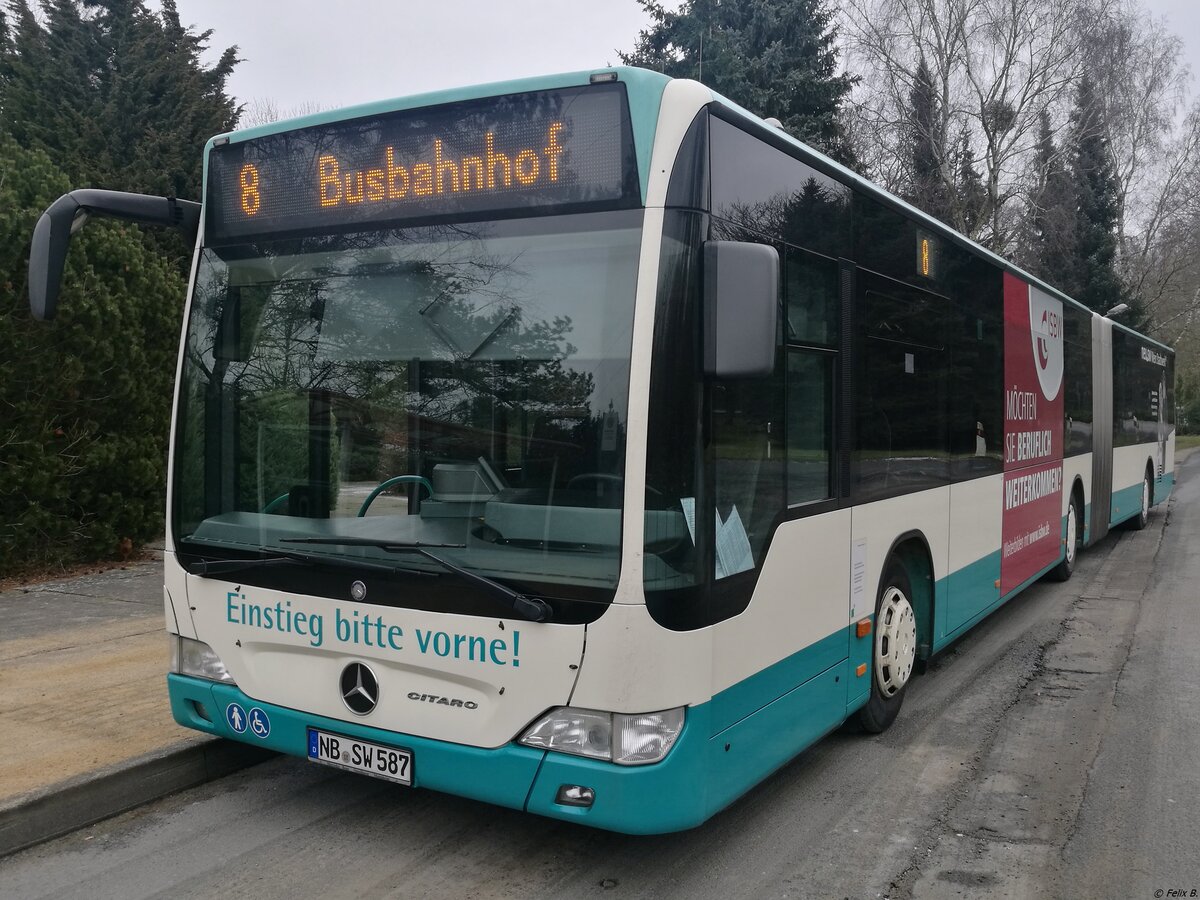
357, 475, 435, 517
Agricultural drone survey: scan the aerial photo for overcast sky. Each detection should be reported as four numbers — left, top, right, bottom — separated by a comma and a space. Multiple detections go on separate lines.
166, 0, 658, 115
162, 0, 1199, 119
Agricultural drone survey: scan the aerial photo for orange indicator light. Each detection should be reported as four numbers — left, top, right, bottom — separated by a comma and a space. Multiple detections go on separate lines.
856, 663, 868, 677
856, 619, 872, 638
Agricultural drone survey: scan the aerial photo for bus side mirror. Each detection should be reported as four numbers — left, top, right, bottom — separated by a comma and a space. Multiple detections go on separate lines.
28, 194, 84, 321
28, 189, 201, 321
703, 240, 779, 378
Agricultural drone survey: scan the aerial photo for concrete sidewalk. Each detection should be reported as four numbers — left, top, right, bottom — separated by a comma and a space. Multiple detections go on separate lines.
0, 552, 271, 857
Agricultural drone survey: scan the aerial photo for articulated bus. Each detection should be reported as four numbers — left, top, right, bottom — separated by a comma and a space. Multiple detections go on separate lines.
28, 67, 1174, 834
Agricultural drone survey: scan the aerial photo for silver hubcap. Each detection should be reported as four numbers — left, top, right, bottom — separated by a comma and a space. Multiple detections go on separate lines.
1066, 504, 1078, 564
875, 587, 917, 698
1142, 478, 1150, 518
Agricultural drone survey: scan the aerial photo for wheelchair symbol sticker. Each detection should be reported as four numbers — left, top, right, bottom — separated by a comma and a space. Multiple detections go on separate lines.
225, 702, 247, 734
248, 707, 271, 739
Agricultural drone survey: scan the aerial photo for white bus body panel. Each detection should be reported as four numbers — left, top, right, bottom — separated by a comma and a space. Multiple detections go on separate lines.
850, 485, 951, 612
945, 473, 1003, 632
568, 83, 724, 715
948, 474, 1002, 575
615, 78, 714, 609
710, 510, 850, 695
642, 79, 715, 209
569, 602, 714, 711
572, 510, 853, 714
613, 199, 664, 609
163, 555, 191, 639
1111, 443, 1158, 523
164, 211, 207, 642
183, 572, 585, 748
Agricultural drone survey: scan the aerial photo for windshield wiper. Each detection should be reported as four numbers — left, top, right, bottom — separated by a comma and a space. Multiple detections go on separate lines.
186, 548, 431, 578
188, 555, 306, 576
281, 537, 553, 623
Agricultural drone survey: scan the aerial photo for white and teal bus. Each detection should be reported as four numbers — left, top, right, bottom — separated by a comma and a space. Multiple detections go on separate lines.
29, 67, 1174, 834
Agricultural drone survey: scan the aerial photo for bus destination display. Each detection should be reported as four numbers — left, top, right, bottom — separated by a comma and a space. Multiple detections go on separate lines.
207, 83, 638, 241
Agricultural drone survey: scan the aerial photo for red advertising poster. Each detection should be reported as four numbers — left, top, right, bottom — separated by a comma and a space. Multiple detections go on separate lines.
1001, 273, 1064, 593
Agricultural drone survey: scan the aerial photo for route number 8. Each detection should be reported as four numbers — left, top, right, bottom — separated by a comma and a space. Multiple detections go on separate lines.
240, 163, 261, 216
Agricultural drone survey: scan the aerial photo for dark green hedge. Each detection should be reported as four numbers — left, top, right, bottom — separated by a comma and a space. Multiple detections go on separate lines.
0, 136, 184, 574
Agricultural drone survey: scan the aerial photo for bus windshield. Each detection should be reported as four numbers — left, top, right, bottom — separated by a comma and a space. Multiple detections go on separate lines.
172, 210, 641, 612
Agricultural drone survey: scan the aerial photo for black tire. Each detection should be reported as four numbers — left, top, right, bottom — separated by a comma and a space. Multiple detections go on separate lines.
1127, 468, 1152, 531
858, 558, 918, 734
1048, 493, 1082, 582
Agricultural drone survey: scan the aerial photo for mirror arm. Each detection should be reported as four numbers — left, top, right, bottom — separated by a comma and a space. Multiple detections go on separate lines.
29, 189, 200, 321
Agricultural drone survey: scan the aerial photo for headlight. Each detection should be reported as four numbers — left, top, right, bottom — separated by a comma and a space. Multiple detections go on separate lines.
613, 709, 686, 764
519, 706, 684, 765
171, 635, 236, 684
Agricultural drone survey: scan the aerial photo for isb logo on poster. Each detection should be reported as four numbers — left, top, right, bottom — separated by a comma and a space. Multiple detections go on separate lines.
1029, 286, 1063, 403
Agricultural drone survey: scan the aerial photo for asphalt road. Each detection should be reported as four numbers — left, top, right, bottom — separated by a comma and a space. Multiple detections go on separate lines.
4, 459, 1199, 899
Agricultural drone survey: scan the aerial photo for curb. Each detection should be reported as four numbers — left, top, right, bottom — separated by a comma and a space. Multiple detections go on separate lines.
0, 738, 274, 858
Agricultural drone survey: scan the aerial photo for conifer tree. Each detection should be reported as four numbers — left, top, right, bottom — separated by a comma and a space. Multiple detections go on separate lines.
1027, 109, 1076, 292
0, 0, 237, 199
907, 54, 950, 221
0, 2, 239, 573
2, 1, 103, 179
84, 0, 239, 199
1069, 76, 1134, 319
0, 135, 185, 572
0, 7, 9, 114
954, 129, 986, 236
621, 0, 858, 163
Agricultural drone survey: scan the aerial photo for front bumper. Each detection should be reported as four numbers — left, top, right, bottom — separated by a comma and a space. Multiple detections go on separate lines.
167, 674, 713, 834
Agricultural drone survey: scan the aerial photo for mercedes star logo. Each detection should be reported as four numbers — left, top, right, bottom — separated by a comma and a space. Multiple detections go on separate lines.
340, 662, 379, 716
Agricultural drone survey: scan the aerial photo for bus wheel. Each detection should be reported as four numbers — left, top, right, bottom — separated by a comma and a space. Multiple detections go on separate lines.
1128, 469, 1152, 531
859, 559, 918, 733
1049, 494, 1081, 581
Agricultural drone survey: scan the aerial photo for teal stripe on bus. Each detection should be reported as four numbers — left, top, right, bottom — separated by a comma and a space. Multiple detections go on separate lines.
1157, 472, 1175, 503
528, 662, 848, 833
167, 674, 545, 812
941, 552, 1002, 641
708, 626, 848, 736
933, 531, 1069, 653
1110, 481, 1145, 526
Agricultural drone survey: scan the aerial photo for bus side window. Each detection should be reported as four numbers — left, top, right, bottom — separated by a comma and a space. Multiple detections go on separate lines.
853, 274, 951, 502
711, 365, 785, 578
784, 249, 837, 505
946, 251, 1002, 478
786, 350, 833, 504
1063, 304, 1093, 457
